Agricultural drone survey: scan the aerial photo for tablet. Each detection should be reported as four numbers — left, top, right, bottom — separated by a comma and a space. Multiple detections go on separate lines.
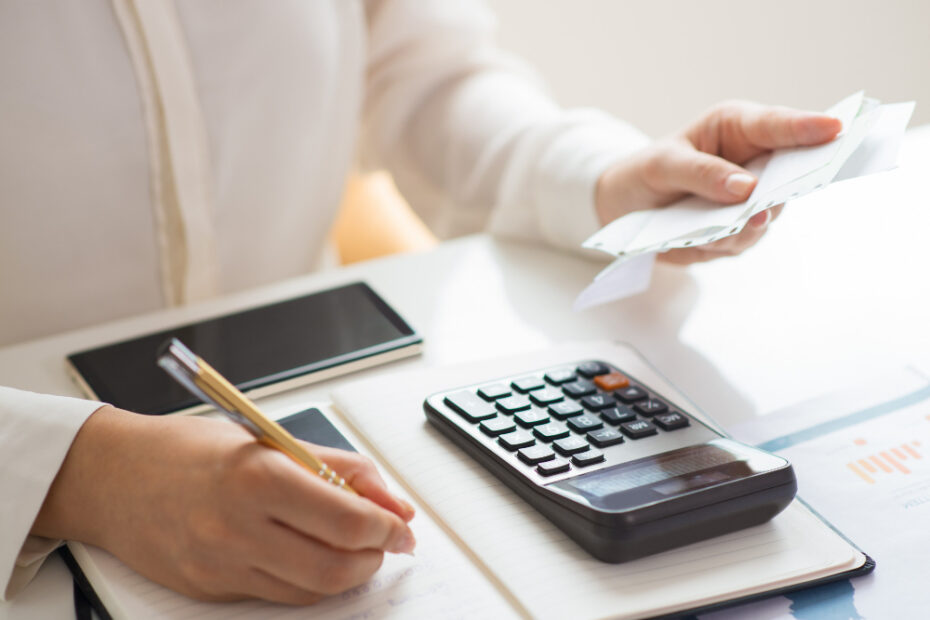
66, 282, 422, 415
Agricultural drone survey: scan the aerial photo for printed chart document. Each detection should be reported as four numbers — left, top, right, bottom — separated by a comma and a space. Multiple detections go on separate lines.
703, 368, 930, 619
575, 92, 915, 310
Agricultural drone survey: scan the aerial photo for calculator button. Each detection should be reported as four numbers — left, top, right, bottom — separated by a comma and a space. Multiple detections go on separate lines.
479, 416, 517, 437
615, 386, 649, 403
654, 412, 690, 431
512, 376, 546, 393
577, 361, 611, 378
567, 414, 604, 433
444, 391, 497, 422
498, 430, 536, 451
594, 371, 630, 391
518, 444, 556, 465
572, 449, 605, 467
600, 406, 637, 425
620, 419, 658, 439
478, 383, 511, 401
581, 394, 615, 411
533, 422, 570, 442
554, 436, 590, 455
537, 458, 571, 476
587, 427, 625, 448
633, 399, 669, 417
563, 380, 597, 398
545, 368, 577, 385
514, 409, 550, 427
496, 395, 532, 414
530, 388, 565, 406
549, 401, 584, 419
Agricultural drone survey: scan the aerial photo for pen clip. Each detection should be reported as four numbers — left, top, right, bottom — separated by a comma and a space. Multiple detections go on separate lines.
157, 338, 264, 438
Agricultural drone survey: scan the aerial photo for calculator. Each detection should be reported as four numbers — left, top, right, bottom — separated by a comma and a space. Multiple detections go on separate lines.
423, 360, 797, 562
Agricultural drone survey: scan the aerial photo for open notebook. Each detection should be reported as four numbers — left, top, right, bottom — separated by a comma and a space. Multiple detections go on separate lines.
64, 342, 872, 619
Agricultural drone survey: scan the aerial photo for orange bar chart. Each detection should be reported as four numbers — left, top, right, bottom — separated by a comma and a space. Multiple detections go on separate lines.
847, 440, 921, 484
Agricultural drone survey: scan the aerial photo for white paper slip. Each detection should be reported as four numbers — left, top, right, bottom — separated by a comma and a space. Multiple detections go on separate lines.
572, 252, 656, 311
582, 91, 914, 261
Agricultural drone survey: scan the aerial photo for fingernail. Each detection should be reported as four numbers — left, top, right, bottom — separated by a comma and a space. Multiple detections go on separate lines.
725, 173, 756, 198
399, 499, 416, 521
749, 210, 771, 228
390, 530, 416, 556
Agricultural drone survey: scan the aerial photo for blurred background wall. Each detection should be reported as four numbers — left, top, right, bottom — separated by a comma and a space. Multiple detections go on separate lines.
488, 0, 929, 137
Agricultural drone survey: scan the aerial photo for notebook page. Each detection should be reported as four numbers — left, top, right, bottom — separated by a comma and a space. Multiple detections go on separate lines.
67, 448, 517, 618
331, 341, 864, 620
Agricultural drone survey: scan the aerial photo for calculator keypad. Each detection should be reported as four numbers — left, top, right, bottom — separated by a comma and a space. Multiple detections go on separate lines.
433, 361, 709, 483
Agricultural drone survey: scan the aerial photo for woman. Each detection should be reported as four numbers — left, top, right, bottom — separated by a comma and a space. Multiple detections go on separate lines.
0, 0, 839, 604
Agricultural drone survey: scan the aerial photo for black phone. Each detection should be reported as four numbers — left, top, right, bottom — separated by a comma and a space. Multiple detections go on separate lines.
67, 282, 421, 415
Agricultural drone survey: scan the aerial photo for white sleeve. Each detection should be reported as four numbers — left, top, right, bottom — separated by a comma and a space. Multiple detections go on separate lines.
0, 387, 104, 600
361, 0, 651, 252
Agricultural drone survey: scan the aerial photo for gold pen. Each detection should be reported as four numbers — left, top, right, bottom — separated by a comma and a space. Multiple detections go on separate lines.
157, 338, 356, 494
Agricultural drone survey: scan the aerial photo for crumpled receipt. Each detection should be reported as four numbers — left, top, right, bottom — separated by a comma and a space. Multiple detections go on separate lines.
574, 91, 915, 311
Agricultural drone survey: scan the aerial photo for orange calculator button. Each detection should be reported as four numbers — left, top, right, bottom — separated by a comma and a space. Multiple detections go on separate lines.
594, 372, 630, 391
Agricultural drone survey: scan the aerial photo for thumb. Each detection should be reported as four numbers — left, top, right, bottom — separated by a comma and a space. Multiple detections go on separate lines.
647, 143, 757, 204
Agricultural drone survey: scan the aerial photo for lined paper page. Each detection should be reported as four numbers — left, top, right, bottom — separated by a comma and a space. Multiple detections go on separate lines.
332, 342, 864, 620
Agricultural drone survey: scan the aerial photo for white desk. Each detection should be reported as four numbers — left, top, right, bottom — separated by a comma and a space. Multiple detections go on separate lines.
2, 124, 928, 619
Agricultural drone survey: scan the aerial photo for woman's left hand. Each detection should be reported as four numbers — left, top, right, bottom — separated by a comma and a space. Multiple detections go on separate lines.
595, 101, 842, 265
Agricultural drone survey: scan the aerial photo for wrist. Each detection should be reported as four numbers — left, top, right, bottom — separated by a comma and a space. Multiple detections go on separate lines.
31, 406, 140, 547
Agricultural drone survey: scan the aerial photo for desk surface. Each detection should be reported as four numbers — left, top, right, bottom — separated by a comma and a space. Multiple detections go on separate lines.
2, 124, 928, 619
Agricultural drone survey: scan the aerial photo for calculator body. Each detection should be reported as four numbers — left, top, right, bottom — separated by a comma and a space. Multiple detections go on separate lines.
424, 361, 796, 562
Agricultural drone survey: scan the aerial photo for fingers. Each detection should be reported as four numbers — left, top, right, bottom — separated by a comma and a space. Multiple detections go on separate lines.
658, 206, 778, 265
248, 523, 386, 597
259, 450, 416, 555
691, 101, 842, 163
642, 140, 758, 204
313, 445, 416, 522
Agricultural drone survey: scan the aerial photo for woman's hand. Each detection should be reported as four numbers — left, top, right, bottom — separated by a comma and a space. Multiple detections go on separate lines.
32, 406, 416, 605
595, 101, 842, 264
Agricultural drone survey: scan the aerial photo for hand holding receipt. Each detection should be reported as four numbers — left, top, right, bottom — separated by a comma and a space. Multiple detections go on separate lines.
158, 338, 356, 493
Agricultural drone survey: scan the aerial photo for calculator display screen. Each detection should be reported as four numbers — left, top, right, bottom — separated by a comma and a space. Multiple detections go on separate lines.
551, 439, 788, 512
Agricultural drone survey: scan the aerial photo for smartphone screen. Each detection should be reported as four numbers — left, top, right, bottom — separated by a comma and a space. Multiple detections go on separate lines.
67, 282, 421, 415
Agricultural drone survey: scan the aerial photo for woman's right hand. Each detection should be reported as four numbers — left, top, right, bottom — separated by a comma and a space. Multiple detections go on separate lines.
32, 406, 416, 604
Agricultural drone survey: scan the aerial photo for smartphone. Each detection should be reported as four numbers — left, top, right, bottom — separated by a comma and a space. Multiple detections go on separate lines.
67, 282, 421, 415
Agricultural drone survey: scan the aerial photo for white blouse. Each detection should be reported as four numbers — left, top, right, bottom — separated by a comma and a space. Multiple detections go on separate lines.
0, 0, 648, 598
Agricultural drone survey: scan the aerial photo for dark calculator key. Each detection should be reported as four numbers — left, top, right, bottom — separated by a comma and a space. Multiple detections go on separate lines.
654, 412, 690, 431
553, 436, 590, 456
600, 406, 637, 425
620, 419, 658, 439
512, 376, 546, 393
497, 395, 532, 414
478, 383, 511, 401
444, 390, 497, 422
563, 380, 597, 398
594, 371, 630, 392
581, 394, 616, 411
633, 399, 669, 417
615, 386, 649, 403
572, 449, 605, 467
549, 400, 584, 419
545, 368, 577, 385
537, 458, 571, 476
567, 414, 604, 433
587, 427, 625, 448
518, 444, 556, 465
577, 361, 611, 378
530, 387, 565, 406
514, 408, 550, 427
480, 416, 517, 437
498, 430, 536, 451
533, 422, 571, 442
